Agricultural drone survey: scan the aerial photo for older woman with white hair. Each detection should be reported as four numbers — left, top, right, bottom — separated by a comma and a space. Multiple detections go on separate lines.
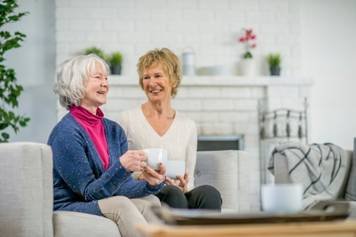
48, 54, 165, 237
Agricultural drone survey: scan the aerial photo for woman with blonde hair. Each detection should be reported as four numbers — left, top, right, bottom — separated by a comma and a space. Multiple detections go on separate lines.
117, 48, 222, 210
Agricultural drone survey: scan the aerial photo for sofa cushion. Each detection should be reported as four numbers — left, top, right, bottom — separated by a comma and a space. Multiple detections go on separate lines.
195, 150, 240, 210
345, 138, 356, 200
54, 211, 120, 237
0, 143, 53, 237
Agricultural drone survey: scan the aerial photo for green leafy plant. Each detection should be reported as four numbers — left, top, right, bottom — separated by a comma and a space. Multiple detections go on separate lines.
267, 53, 281, 68
82, 47, 123, 75
83, 46, 108, 61
0, 0, 30, 142
109, 51, 123, 65
267, 53, 282, 76
108, 51, 123, 75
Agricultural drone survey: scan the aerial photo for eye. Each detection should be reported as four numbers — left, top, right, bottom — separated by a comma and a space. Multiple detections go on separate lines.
143, 76, 150, 80
154, 74, 162, 78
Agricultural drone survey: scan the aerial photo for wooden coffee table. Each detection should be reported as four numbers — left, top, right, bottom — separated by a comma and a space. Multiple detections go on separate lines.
137, 219, 356, 237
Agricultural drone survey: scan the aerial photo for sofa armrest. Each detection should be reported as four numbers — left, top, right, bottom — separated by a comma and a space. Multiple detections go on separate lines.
54, 211, 120, 237
195, 150, 248, 211
0, 142, 53, 237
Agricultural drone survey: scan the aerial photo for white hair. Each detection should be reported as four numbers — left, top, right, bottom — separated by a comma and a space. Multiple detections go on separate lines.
54, 54, 109, 109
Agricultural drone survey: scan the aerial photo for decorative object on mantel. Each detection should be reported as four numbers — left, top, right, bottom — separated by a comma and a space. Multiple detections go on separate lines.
108, 51, 123, 75
83, 47, 123, 75
182, 48, 196, 76
267, 53, 281, 76
238, 28, 257, 77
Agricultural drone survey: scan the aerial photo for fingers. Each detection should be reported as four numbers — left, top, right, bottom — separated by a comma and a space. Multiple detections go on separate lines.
165, 176, 175, 185
142, 166, 165, 186
144, 166, 162, 179
120, 150, 147, 172
157, 163, 166, 175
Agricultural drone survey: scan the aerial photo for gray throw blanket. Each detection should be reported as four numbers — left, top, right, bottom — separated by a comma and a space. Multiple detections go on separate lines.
268, 142, 350, 208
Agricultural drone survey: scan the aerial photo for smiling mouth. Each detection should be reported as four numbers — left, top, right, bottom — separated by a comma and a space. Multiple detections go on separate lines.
149, 87, 163, 94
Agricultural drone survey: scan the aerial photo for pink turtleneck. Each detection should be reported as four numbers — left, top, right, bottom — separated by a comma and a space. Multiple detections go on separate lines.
70, 106, 110, 170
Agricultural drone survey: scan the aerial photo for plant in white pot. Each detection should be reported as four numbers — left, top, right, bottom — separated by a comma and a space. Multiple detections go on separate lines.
267, 53, 281, 76
238, 28, 257, 76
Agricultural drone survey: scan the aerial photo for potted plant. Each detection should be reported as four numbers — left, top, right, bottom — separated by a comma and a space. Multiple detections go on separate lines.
108, 51, 123, 75
83, 46, 108, 61
267, 53, 281, 76
0, 0, 30, 142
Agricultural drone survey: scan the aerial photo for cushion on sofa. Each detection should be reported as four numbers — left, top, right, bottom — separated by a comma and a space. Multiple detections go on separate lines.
194, 150, 240, 210
0, 143, 53, 237
54, 211, 120, 237
345, 138, 356, 200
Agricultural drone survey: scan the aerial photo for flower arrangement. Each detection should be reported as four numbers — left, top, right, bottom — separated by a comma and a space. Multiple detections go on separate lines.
238, 28, 257, 59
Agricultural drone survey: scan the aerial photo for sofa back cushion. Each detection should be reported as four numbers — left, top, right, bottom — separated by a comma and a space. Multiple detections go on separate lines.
194, 150, 239, 210
345, 138, 356, 200
0, 143, 53, 237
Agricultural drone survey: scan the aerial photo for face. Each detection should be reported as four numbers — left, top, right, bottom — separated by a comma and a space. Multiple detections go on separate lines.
81, 62, 109, 112
142, 63, 174, 103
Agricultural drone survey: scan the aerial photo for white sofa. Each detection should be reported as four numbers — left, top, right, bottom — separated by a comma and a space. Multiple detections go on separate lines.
0, 142, 248, 237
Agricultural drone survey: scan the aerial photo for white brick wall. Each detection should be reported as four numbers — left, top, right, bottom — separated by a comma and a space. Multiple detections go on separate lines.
55, 0, 307, 211
55, 0, 302, 76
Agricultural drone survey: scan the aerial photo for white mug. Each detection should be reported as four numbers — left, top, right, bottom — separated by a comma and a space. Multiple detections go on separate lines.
143, 148, 168, 170
261, 183, 303, 213
166, 160, 185, 178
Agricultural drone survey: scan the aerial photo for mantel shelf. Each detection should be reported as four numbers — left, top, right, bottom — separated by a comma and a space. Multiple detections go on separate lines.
109, 75, 313, 87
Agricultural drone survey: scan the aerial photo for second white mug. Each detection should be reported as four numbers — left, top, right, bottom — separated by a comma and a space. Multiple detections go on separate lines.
143, 148, 168, 170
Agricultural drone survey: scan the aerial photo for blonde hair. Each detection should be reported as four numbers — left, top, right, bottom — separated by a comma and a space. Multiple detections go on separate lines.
54, 54, 109, 109
137, 48, 182, 97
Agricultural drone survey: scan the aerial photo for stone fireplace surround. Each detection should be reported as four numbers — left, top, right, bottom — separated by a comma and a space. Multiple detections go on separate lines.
58, 75, 311, 211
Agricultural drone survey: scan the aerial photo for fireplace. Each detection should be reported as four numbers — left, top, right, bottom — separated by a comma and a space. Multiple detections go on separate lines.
197, 135, 244, 151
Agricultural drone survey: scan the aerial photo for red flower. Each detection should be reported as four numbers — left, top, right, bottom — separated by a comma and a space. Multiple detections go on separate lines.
238, 28, 257, 59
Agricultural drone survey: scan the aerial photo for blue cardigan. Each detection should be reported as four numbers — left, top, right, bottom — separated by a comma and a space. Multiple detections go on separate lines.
48, 113, 163, 216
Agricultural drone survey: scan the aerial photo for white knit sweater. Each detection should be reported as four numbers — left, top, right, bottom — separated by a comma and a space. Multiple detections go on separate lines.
115, 107, 197, 190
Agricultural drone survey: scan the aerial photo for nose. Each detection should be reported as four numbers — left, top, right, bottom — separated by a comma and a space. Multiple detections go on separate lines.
101, 79, 109, 89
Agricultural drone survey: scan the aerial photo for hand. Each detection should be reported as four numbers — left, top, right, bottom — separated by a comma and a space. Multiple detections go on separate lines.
119, 150, 147, 172
141, 163, 166, 186
165, 173, 189, 193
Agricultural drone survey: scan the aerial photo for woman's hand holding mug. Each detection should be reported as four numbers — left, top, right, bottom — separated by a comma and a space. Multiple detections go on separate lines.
119, 150, 147, 172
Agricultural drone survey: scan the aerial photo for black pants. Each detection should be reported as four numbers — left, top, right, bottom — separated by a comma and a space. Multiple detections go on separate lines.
156, 185, 222, 210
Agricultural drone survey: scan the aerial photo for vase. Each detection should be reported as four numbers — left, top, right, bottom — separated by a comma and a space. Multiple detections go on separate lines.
239, 58, 255, 77
110, 64, 122, 75
270, 66, 281, 76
